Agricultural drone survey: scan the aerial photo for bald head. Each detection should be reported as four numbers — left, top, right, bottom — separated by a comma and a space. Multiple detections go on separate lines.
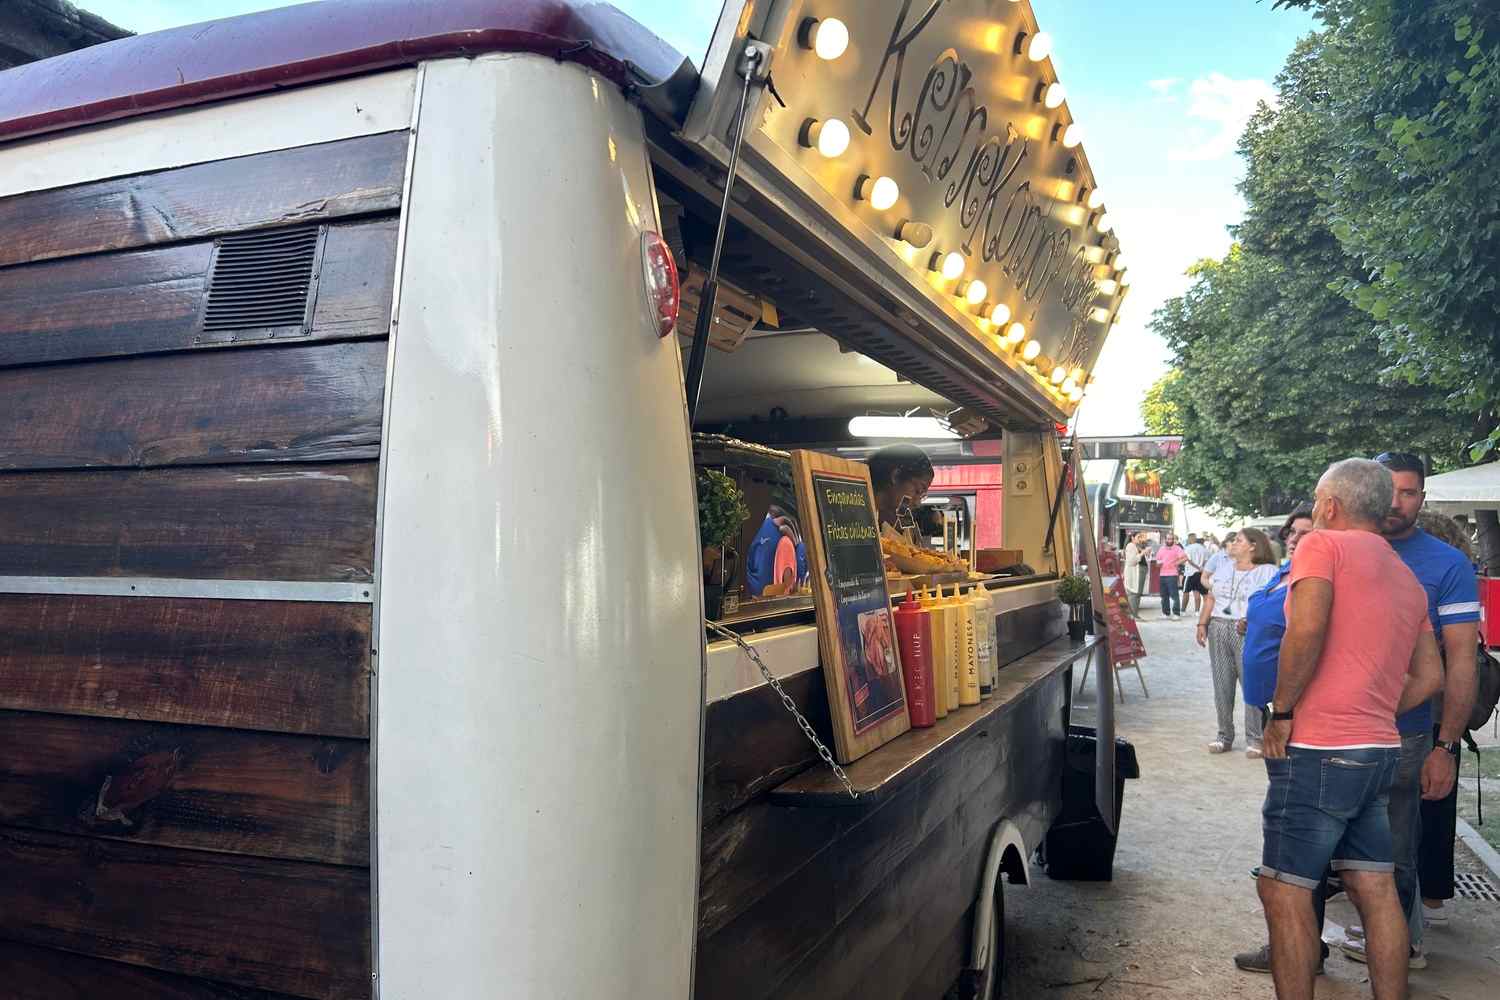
1315, 458, 1393, 530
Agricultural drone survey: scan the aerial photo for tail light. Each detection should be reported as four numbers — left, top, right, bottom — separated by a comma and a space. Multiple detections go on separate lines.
640, 231, 681, 338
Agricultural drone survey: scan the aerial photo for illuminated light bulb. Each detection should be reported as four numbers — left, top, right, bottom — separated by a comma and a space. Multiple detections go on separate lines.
1051, 366, 1068, 385
1119, 270, 1132, 287
1005, 322, 1027, 345
1044, 82, 1067, 109
1062, 377, 1078, 394
1021, 339, 1042, 362
941, 251, 966, 281
990, 302, 1012, 326
1028, 31, 1053, 62
1113, 253, 1129, 270
1062, 123, 1084, 148
896, 220, 934, 248
1068, 386, 1084, 403
856, 175, 900, 210
1091, 307, 1112, 324
1084, 246, 1105, 263
1095, 212, 1113, 233
964, 279, 988, 306
800, 117, 850, 157
1096, 278, 1118, 296
798, 17, 850, 61
1070, 367, 1086, 383
1088, 189, 1106, 209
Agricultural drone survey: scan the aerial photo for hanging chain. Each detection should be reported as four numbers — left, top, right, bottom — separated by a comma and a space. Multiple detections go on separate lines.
706, 620, 858, 801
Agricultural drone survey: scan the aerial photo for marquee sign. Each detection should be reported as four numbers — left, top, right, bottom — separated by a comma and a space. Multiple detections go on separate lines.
684, 0, 1128, 413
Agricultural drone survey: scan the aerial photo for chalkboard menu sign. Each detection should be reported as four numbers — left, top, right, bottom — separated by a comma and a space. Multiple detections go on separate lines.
791, 451, 910, 764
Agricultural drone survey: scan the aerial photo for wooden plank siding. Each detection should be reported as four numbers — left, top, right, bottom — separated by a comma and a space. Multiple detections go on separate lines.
0, 462, 378, 581
0, 339, 386, 470
0, 940, 304, 1000
0, 710, 369, 865
0, 595, 370, 737
0, 128, 400, 997
0, 131, 406, 268
0, 826, 370, 999
693, 663, 1068, 1000
0, 217, 397, 368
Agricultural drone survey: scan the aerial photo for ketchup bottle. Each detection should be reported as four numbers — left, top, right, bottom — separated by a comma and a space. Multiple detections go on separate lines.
895, 595, 937, 727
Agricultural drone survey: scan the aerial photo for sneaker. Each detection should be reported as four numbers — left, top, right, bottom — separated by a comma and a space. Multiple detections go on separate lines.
1233, 942, 1327, 975
1246, 746, 1263, 759
1207, 740, 1231, 754
1422, 905, 1449, 926
1340, 937, 1426, 969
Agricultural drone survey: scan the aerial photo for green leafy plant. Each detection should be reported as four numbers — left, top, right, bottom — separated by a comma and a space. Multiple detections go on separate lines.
697, 469, 749, 553
1056, 573, 1092, 607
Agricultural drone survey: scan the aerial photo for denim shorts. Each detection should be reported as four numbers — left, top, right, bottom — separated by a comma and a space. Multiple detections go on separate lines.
1261, 746, 1400, 889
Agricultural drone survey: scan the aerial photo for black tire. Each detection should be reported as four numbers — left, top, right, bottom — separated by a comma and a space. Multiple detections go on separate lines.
957, 877, 1005, 1000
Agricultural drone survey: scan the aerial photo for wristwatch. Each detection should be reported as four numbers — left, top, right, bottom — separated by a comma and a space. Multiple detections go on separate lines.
1436, 740, 1461, 757
1261, 704, 1293, 726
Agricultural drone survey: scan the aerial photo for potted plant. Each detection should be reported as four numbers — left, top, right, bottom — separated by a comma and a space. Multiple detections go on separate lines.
1057, 573, 1092, 642
697, 469, 749, 620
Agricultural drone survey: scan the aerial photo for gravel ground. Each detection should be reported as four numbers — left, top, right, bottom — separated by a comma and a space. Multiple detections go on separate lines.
1001, 598, 1500, 998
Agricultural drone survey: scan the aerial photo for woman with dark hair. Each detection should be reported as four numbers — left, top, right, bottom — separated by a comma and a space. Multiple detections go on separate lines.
1196, 526, 1278, 753
1237, 508, 1315, 759
867, 444, 935, 531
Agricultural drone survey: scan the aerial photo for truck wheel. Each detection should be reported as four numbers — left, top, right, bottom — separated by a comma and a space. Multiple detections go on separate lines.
956, 878, 1005, 1000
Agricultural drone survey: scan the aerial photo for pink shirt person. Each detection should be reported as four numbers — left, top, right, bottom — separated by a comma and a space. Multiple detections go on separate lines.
1284, 530, 1431, 749
1156, 542, 1187, 577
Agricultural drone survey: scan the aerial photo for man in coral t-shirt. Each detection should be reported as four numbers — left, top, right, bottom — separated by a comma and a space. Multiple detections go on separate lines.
1256, 459, 1443, 1000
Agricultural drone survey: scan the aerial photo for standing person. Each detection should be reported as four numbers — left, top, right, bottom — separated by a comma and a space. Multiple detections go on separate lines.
1156, 532, 1188, 619
1123, 531, 1149, 617
1412, 509, 1478, 928
1184, 533, 1209, 614
867, 444, 934, 532
1336, 453, 1479, 968
1203, 532, 1236, 587
1236, 509, 1316, 760
1257, 459, 1444, 1000
1196, 528, 1278, 753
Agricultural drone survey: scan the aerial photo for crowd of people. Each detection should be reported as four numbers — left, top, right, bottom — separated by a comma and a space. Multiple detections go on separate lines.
1099, 453, 1487, 999
1172, 454, 1482, 1000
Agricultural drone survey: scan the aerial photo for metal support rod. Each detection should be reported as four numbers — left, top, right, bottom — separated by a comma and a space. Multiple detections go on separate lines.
685, 44, 763, 425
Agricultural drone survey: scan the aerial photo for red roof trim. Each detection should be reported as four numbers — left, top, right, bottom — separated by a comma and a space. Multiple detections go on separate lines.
0, 0, 687, 143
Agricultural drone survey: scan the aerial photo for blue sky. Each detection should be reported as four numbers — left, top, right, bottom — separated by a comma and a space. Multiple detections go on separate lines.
88, 1, 1317, 434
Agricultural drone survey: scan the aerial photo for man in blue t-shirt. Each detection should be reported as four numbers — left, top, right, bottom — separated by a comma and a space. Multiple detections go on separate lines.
1335, 452, 1480, 969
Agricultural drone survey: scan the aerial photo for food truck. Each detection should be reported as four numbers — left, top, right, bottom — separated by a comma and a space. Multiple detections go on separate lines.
0, 1, 1132, 998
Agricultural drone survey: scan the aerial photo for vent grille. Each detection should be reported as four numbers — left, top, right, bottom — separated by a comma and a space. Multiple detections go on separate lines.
202, 225, 322, 333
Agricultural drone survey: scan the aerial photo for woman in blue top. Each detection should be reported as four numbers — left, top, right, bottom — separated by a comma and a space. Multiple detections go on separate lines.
1238, 507, 1315, 759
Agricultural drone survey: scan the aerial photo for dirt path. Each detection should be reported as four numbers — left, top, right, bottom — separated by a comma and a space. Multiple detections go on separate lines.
1002, 603, 1500, 998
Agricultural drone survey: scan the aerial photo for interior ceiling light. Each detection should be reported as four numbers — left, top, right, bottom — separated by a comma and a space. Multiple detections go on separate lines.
1044, 82, 1067, 109
990, 303, 1012, 326
848, 415, 959, 440
799, 17, 849, 61
1062, 123, 1084, 148
1021, 339, 1042, 362
964, 279, 988, 306
940, 251, 966, 281
800, 117, 850, 158
1027, 31, 1053, 62
855, 175, 900, 211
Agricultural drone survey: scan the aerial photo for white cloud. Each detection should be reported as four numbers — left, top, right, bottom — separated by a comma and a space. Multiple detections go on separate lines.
1147, 77, 1181, 95
1168, 72, 1278, 162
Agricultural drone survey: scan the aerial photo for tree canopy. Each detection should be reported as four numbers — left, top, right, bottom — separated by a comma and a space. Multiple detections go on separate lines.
1149, 2, 1498, 518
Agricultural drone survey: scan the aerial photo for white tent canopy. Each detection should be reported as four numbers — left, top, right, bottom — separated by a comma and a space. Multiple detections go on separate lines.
1425, 463, 1500, 512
